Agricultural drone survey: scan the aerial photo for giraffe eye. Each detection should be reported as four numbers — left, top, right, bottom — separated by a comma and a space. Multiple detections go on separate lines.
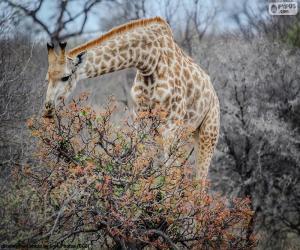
61, 75, 71, 82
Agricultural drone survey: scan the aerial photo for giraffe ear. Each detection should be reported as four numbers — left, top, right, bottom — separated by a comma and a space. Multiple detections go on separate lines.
73, 51, 86, 67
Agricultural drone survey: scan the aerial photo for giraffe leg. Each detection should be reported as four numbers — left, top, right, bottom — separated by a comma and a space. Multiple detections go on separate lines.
194, 107, 219, 181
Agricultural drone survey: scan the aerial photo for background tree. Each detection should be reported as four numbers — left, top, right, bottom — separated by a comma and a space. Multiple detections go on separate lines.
196, 38, 300, 249
231, 0, 300, 47
2, 0, 106, 42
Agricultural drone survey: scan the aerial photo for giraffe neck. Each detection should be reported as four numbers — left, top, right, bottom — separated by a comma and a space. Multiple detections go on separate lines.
76, 30, 162, 80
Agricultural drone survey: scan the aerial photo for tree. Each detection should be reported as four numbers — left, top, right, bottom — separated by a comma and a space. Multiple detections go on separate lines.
179, 0, 219, 55
199, 37, 300, 248
231, 0, 300, 47
2, 0, 105, 42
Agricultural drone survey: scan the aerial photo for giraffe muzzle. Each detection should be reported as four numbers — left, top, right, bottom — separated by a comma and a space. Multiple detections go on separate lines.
43, 102, 55, 118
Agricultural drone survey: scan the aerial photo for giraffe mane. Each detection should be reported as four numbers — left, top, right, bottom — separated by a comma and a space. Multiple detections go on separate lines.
67, 16, 171, 58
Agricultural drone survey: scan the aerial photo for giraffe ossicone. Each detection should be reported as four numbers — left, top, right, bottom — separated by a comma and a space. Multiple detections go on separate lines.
43, 16, 220, 180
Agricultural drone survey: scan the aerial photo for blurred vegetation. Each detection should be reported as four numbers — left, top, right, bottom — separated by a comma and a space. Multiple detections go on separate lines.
286, 22, 300, 47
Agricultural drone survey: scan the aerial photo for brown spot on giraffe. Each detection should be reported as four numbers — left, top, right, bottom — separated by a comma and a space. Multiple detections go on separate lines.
183, 68, 191, 80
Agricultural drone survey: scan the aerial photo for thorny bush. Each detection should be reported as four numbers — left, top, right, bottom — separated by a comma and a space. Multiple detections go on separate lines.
18, 94, 256, 249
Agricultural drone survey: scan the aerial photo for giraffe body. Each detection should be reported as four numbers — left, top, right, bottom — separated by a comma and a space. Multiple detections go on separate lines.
44, 17, 220, 180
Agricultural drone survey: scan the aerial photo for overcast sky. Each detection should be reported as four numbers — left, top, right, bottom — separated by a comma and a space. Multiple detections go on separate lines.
34, 0, 263, 36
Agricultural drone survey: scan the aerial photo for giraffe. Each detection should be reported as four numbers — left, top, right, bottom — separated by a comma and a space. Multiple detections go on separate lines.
44, 17, 220, 180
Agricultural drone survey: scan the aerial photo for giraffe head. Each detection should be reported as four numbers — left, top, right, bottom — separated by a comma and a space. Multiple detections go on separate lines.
43, 42, 85, 118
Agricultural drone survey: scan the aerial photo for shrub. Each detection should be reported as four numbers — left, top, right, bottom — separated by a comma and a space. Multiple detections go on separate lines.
5, 94, 256, 249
